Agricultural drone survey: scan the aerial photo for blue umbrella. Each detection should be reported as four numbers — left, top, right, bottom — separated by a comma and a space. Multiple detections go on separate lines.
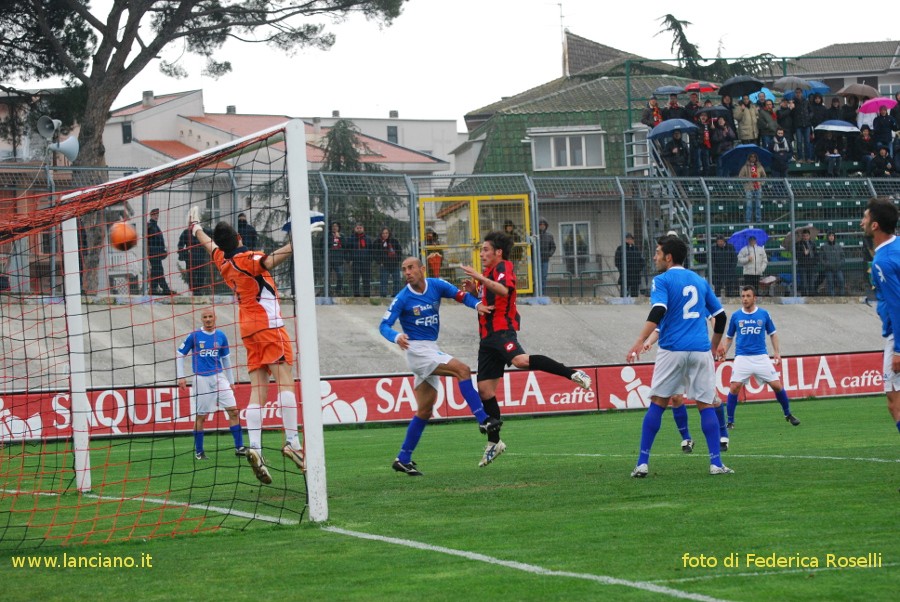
728, 227, 768, 252
647, 118, 698, 140
749, 87, 776, 103
784, 81, 831, 100
719, 144, 774, 176
654, 85, 685, 96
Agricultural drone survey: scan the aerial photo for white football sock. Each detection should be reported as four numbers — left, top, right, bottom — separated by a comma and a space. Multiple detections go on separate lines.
246, 404, 263, 450
279, 390, 301, 449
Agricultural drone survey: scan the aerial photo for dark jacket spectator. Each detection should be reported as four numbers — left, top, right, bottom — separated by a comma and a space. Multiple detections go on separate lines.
854, 127, 878, 162
710, 236, 738, 297
792, 95, 812, 128
769, 131, 793, 178
347, 223, 373, 297
237, 213, 259, 250
809, 94, 828, 128
872, 107, 899, 149
840, 98, 859, 127
776, 100, 795, 141
376, 227, 402, 297
662, 95, 686, 121
328, 221, 346, 295
870, 147, 895, 177
825, 97, 844, 122
663, 131, 689, 176
178, 226, 212, 295
711, 117, 736, 159
720, 95, 737, 133
614, 234, 644, 297
146, 208, 172, 295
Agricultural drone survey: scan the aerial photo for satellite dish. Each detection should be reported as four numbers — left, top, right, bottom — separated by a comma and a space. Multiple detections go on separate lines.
48, 136, 79, 162
37, 116, 62, 140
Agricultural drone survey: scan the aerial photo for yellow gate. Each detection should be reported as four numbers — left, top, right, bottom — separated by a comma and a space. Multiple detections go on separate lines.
418, 194, 532, 294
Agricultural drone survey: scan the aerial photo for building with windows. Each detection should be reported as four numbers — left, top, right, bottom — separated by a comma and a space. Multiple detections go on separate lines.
299, 111, 464, 174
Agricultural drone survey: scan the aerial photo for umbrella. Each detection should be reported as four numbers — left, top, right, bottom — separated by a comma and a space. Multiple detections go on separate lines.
859, 97, 898, 114
719, 75, 764, 99
647, 118, 698, 141
719, 144, 773, 176
782, 225, 821, 249
749, 87, 776, 103
772, 76, 810, 92
653, 85, 684, 96
836, 83, 879, 99
728, 227, 769, 252
784, 81, 832, 100
814, 120, 860, 133
684, 81, 719, 93
697, 105, 731, 119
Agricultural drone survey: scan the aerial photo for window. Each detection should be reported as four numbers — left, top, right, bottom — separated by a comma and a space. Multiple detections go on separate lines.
528, 125, 606, 171
121, 123, 132, 144
559, 222, 591, 276
880, 83, 900, 96
387, 125, 398, 144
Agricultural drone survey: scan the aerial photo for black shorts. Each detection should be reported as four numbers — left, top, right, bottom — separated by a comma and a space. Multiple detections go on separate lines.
477, 331, 526, 381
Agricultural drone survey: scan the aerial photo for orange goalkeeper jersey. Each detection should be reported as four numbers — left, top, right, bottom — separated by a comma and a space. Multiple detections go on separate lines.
212, 247, 285, 338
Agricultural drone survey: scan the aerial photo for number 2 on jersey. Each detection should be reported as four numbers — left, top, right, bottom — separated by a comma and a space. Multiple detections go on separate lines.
682, 285, 700, 319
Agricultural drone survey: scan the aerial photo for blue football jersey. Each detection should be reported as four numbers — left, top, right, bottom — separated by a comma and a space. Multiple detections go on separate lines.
727, 307, 775, 356
177, 329, 230, 376
379, 278, 479, 343
650, 266, 724, 352
872, 235, 900, 350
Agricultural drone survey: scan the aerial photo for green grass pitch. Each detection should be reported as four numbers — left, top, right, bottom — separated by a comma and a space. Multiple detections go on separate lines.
2, 396, 898, 601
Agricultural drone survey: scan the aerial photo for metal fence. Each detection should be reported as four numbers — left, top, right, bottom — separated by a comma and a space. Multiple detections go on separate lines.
1, 165, 892, 299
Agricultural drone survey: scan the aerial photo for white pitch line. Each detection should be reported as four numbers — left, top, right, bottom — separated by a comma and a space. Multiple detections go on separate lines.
1, 488, 298, 525
323, 526, 732, 602
652, 562, 900, 584
526, 452, 900, 464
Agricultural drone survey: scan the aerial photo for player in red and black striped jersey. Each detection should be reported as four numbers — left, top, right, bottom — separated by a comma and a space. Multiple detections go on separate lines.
460, 230, 593, 467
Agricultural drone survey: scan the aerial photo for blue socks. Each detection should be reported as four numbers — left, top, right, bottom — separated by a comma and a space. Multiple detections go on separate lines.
700, 407, 723, 467
726, 392, 738, 423
672, 405, 691, 440
193, 430, 204, 454
637, 404, 665, 466
398, 415, 428, 463
775, 389, 791, 415
230, 424, 244, 450
896, 420, 900, 434
459, 378, 489, 424
715, 404, 728, 438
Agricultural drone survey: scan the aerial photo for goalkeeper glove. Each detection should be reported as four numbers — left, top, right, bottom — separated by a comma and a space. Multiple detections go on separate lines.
187, 206, 202, 236
282, 211, 325, 234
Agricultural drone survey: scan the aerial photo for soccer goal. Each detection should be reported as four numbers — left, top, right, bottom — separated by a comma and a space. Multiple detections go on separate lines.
0, 120, 326, 551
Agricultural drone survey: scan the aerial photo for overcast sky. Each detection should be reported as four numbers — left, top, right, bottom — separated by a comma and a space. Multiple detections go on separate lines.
18, 1, 900, 130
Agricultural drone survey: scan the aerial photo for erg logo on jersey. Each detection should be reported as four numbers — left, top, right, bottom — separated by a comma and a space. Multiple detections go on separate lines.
415, 315, 439, 327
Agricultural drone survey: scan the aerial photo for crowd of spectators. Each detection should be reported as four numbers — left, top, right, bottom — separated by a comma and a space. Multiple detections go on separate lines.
644, 88, 900, 178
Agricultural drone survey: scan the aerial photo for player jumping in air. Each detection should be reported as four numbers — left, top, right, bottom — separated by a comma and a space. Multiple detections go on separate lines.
716, 286, 800, 441
460, 230, 592, 467
379, 257, 501, 476
176, 307, 246, 460
627, 234, 731, 477
188, 207, 323, 484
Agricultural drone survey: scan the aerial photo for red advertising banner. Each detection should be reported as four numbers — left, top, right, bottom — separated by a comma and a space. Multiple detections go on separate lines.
0, 352, 883, 442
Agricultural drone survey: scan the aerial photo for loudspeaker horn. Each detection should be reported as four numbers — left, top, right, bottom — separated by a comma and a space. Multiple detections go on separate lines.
37, 115, 62, 140
48, 136, 79, 162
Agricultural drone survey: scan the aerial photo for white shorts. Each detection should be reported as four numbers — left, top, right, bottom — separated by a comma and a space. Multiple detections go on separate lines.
406, 340, 454, 390
651, 349, 716, 404
883, 336, 900, 392
730, 354, 780, 385
193, 373, 236, 415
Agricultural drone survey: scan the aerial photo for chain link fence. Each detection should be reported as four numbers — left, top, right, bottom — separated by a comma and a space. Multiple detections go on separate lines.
2, 166, 892, 299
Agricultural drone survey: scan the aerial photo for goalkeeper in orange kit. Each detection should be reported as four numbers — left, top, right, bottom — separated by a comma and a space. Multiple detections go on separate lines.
188, 206, 324, 484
